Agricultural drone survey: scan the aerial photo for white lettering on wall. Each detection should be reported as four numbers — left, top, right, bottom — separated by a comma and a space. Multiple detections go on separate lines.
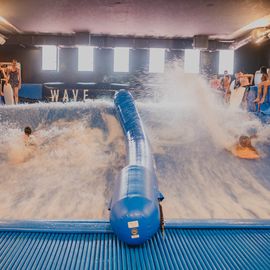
62, 89, 69, 102
50, 89, 59, 102
83, 89, 89, 101
72, 89, 79, 101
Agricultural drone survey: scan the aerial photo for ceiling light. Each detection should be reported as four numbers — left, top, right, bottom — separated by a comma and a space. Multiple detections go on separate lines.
251, 28, 267, 39
0, 35, 6, 45
255, 36, 266, 44
229, 35, 252, 50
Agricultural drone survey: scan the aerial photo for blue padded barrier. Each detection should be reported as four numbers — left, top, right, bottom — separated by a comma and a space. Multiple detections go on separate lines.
19, 84, 43, 100
247, 85, 270, 114
110, 90, 163, 245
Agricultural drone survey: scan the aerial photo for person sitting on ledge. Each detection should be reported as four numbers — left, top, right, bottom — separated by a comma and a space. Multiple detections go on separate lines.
254, 66, 270, 104
230, 135, 259, 160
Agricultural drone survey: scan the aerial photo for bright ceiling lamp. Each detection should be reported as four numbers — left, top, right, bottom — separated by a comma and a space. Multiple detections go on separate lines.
0, 34, 6, 45
252, 27, 270, 44
242, 15, 270, 32
255, 35, 267, 44
0, 16, 21, 33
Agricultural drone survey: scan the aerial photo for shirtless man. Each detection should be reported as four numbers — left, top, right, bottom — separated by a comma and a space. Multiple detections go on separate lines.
220, 70, 231, 102
210, 74, 220, 90
254, 66, 270, 104
230, 135, 259, 159
232, 72, 253, 88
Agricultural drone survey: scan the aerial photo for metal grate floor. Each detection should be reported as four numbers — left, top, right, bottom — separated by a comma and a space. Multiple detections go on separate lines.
0, 220, 269, 270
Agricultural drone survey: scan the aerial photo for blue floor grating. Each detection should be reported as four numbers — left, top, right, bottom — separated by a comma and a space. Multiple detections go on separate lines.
0, 220, 269, 269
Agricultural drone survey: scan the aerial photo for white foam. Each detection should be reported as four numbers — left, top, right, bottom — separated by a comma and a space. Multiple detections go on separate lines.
0, 103, 125, 219
137, 63, 270, 219
0, 65, 269, 220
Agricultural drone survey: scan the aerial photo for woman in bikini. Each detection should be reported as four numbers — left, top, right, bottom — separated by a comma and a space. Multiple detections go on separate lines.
7, 59, 21, 104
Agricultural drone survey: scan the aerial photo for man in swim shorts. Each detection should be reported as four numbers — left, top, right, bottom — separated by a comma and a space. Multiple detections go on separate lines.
230, 135, 259, 159
220, 70, 231, 103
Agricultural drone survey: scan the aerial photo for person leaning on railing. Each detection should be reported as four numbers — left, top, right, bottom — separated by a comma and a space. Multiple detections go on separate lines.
254, 66, 270, 104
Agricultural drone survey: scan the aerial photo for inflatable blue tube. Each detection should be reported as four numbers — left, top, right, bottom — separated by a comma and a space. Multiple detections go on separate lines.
110, 90, 164, 245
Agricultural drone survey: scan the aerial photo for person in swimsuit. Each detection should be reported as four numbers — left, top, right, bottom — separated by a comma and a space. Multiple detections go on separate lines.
230, 135, 259, 159
220, 70, 231, 103
7, 60, 21, 104
210, 74, 221, 90
238, 72, 254, 87
254, 66, 270, 104
24, 126, 37, 147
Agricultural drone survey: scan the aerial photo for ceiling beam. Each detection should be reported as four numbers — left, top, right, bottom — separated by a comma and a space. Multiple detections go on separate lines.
3, 33, 231, 50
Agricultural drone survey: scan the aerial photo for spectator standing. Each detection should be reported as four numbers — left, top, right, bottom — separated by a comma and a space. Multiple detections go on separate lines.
220, 70, 231, 103
7, 59, 21, 104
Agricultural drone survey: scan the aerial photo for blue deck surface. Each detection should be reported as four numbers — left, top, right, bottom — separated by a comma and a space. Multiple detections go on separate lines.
0, 220, 269, 269
19, 84, 43, 100
247, 86, 270, 123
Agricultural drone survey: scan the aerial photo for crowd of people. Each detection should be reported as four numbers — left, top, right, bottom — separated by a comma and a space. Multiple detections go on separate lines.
210, 66, 270, 160
0, 59, 21, 105
1, 60, 269, 161
210, 66, 270, 106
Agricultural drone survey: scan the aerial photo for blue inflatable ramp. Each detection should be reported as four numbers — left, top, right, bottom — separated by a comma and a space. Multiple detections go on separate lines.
0, 220, 269, 269
110, 90, 163, 245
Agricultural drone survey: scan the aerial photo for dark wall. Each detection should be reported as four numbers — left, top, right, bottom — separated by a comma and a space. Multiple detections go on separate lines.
0, 46, 116, 83
0, 45, 186, 84
1, 40, 269, 84
234, 40, 270, 74
0, 46, 41, 83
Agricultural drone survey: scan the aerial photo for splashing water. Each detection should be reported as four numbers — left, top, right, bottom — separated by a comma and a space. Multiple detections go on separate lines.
0, 101, 125, 219
138, 63, 270, 219
0, 63, 270, 220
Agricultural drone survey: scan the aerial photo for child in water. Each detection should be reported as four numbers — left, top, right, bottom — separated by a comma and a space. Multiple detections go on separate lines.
24, 126, 36, 147
8, 127, 37, 164
230, 135, 259, 160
